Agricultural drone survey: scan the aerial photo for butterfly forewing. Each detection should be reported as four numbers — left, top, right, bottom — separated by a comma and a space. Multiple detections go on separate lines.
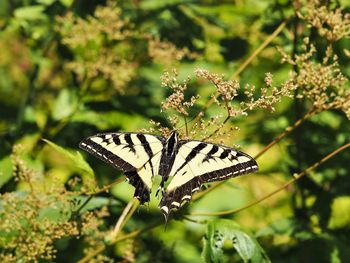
79, 132, 165, 203
159, 140, 258, 216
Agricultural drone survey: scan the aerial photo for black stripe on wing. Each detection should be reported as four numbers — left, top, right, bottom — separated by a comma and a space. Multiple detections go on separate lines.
159, 141, 258, 217
159, 176, 202, 216
173, 143, 207, 176
125, 170, 151, 204
200, 158, 258, 182
137, 133, 155, 177
79, 136, 135, 172
159, 158, 258, 217
79, 132, 165, 204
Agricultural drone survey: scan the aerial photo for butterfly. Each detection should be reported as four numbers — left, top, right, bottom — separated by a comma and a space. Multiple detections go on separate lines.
79, 131, 258, 218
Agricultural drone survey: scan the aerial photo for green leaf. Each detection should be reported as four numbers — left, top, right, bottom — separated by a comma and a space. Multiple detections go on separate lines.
42, 139, 95, 184
59, 0, 74, 7
71, 110, 148, 131
36, 0, 56, 5
202, 219, 271, 263
328, 196, 350, 229
256, 218, 295, 237
14, 5, 46, 20
52, 88, 78, 121
0, 156, 12, 188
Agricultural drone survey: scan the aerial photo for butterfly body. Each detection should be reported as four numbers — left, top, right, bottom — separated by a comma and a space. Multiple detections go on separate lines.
79, 131, 258, 217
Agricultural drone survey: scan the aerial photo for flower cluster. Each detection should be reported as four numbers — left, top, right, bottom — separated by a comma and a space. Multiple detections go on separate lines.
0, 146, 111, 262
160, 69, 199, 117
56, 1, 137, 91
148, 37, 196, 68
149, 66, 298, 142
298, 0, 350, 42
278, 1, 350, 119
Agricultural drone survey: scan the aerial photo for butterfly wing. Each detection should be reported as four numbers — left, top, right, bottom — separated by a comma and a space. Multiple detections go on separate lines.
79, 132, 165, 203
159, 140, 258, 216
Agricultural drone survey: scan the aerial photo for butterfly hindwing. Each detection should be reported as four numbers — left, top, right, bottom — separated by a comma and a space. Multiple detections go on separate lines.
79, 132, 165, 203
159, 140, 258, 216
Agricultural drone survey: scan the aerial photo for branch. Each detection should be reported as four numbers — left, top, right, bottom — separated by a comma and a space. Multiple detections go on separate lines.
78, 199, 139, 263
71, 178, 125, 219
193, 107, 316, 201
254, 108, 316, 159
110, 199, 138, 241
89, 177, 125, 195
189, 142, 350, 217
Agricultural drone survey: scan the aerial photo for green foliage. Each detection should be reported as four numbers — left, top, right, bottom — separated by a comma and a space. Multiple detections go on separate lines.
202, 219, 270, 263
43, 139, 95, 183
0, 0, 349, 262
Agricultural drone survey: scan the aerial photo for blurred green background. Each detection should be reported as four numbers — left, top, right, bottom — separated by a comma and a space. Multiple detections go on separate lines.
0, 0, 349, 262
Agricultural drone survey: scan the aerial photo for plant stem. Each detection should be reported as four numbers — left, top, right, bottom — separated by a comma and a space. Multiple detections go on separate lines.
110, 199, 138, 242
78, 219, 162, 263
189, 142, 350, 217
90, 177, 125, 195
77, 244, 105, 263
184, 115, 189, 137
71, 178, 125, 218
231, 21, 287, 80
254, 108, 316, 159
192, 108, 316, 201
113, 220, 162, 242
78, 199, 139, 263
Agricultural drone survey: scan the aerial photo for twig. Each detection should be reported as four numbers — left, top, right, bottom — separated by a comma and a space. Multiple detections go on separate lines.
89, 177, 125, 195
110, 199, 138, 241
231, 21, 287, 80
254, 108, 316, 159
72, 195, 93, 218
78, 199, 139, 263
71, 178, 125, 218
203, 100, 232, 140
189, 142, 350, 217
77, 219, 162, 263
190, 21, 286, 132
182, 215, 207, 224
77, 244, 105, 263
118, 199, 139, 231
184, 115, 189, 137
193, 108, 316, 201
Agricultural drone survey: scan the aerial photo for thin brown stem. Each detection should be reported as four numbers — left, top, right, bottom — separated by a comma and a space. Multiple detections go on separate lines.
232, 22, 287, 80
189, 21, 286, 132
119, 199, 139, 231
77, 244, 105, 263
78, 199, 139, 263
71, 178, 125, 221
89, 177, 125, 195
190, 142, 350, 217
254, 108, 316, 159
193, 108, 316, 201
192, 181, 225, 201
78, 220, 162, 263
113, 220, 162, 242
184, 115, 189, 137
203, 100, 232, 141
110, 199, 138, 241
